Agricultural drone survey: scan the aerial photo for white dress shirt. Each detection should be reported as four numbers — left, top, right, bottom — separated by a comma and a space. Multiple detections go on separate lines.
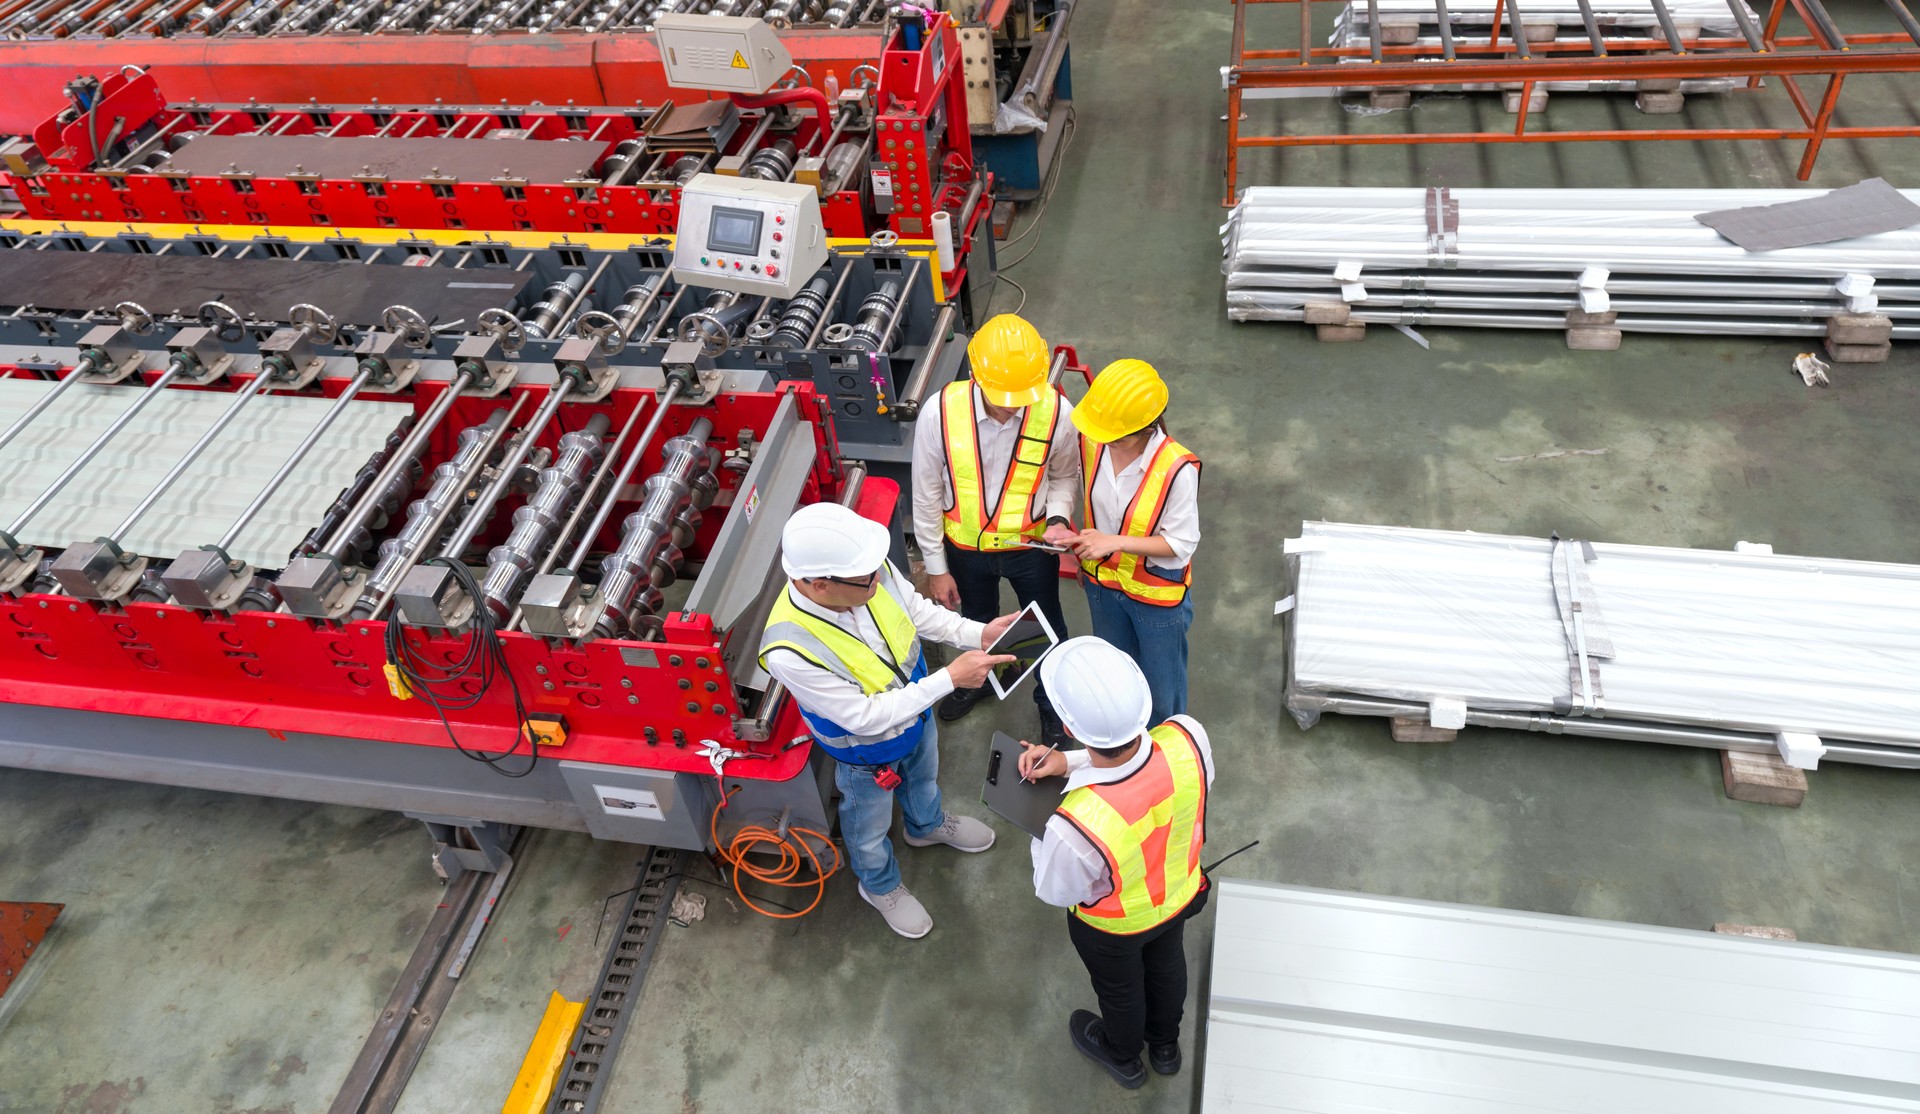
760, 562, 987, 743
1029, 715, 1217, 909
1087, 428, 1201, 568
912, 384, 1081, 576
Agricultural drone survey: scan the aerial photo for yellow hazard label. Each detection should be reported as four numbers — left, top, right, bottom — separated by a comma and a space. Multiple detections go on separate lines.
731, 50, 748, 69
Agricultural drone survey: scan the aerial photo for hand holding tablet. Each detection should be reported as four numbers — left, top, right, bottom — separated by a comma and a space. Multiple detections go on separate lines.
982, 600, 1060, 700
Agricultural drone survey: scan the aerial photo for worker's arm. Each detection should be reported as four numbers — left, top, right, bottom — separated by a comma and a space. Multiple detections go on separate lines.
1040, 396, 1082, 544
1031, 815, 1112, 908
1168, 714, 1216, 786
1073, 462, 1200, 564
887, 563, 989, 650
909, 399, 956, 586
762, 646, 952, 738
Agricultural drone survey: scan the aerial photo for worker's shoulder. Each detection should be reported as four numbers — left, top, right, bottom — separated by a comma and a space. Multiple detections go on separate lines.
1163, 714, 1210, 745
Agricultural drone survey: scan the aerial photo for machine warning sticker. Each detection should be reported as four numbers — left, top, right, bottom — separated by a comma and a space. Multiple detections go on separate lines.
731, 50, 749, 69
741, 485, 759, 521
594, 784, 664, 819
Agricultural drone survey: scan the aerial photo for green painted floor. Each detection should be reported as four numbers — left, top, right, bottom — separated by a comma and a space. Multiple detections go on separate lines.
4, 0, 1920, 1109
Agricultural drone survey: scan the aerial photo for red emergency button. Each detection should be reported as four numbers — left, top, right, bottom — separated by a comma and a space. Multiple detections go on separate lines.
766, 264, 779, 277
733, 261, 742, 270
772, 231, 783, 242
774, 214, 784, 224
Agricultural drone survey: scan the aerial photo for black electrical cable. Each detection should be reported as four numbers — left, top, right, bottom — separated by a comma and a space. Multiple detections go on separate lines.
383, 556, 540, 778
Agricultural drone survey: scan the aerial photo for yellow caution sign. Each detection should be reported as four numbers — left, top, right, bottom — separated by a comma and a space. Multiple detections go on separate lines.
731, 49, 749, 68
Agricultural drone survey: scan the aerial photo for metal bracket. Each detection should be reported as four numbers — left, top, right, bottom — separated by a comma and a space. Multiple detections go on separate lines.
159, 546, 254, 612
278, 554, 366, 620
71, 325, 143, 384
519, 571, 602, 640
0, 530, 43, 596
48, 537, 146, 602
163, 326, 232, 385
449, 335, 521, 398
350, 331, 424, 394
392, 563, 477, 631
552, 337, 618, 403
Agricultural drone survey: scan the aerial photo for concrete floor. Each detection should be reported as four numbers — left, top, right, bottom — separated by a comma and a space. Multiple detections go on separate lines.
4, 0, 1920, 1110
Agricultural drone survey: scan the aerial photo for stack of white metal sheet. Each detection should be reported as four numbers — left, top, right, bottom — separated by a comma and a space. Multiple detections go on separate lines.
1283, 521, 1920, 768
1223, 186, 1920, 339
1331, 0, 1757, 93
0, 381, 412, 570
1205, 880, 1920, 1112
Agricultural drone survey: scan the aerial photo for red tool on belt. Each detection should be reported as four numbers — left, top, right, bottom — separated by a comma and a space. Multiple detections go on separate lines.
872, 767, 902, 791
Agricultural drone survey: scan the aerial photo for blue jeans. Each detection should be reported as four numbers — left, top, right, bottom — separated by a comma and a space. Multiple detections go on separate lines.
834, 718, 946, 895
1083, 580, 1192, 726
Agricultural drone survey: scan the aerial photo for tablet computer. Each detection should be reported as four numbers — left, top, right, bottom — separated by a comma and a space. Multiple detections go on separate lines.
981, 731, 1066, 839
985, 599, 1059, 701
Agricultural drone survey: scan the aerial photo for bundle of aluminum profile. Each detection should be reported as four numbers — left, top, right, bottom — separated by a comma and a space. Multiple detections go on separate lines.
1282, 521, 1920, 769
1330, 0, 1755, 94
1222, 186, 1920, 340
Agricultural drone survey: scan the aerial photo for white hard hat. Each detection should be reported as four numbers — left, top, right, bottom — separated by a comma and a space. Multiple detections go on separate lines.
1039, 636, 1152, 750
781, 501, 891, 580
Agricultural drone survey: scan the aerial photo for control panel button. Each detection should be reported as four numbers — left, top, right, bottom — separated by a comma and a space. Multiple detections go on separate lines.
772, 231, 783, 242
750, 264, 761, 273
766, 264, 779, 277
774, 214, 785, 225
770, 248, 780, 258
733, 261, 742, 269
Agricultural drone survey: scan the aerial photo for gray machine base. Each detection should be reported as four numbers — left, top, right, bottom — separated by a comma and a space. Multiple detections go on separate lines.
0, 703, 835, 858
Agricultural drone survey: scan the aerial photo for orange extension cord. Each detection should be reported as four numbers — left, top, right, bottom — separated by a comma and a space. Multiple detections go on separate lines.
709, 783, 843, 919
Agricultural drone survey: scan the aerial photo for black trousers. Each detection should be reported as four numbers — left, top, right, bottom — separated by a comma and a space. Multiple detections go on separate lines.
944, 540, 1067, 712
1068, 883, 1210, 1060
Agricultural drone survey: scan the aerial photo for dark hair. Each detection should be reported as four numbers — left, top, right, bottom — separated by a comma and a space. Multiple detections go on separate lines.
1121, 415, 1167, 442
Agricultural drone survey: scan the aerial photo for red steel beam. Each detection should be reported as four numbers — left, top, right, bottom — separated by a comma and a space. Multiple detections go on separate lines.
1231, 46, 1920, 86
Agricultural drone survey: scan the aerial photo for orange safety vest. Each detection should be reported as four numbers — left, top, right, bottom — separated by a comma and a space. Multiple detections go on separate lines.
1079, 433, 1200, 606
939, 380, 1063, 552
1057, 721, 1209, 935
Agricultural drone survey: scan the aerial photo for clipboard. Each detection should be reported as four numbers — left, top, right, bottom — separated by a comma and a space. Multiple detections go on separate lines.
981, 731, 1065, 839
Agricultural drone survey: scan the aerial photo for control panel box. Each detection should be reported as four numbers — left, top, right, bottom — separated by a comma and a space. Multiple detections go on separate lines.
671, 173, 828, 299
654, 14, 794, 94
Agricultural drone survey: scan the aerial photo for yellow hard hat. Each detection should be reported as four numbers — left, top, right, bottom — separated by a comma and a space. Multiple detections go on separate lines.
1072, 359, 1168, 443
966, 314, 1050, 408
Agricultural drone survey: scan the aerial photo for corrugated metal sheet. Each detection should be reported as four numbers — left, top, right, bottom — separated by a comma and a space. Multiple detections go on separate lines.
1285, 521, 1920, 750
1204, 880, 1920, 1112
0, 380, 412, 570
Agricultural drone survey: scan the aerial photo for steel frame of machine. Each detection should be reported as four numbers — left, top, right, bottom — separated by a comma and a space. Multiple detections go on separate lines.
0, 224, 972, 858
1222, 0, 1920, 205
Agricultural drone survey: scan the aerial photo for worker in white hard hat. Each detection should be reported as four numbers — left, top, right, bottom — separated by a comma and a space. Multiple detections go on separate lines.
911, 313, 1080, 749
759, 500, 1021, 939
1017, 636, 1216, 1091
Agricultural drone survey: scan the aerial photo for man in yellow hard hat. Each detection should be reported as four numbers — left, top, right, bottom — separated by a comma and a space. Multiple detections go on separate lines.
911, 313, 1081, 747
1067, 359, 1201, 726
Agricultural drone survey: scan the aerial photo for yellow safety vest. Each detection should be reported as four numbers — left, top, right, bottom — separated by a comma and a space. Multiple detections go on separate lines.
757, 571, 930, 765
1080, 434, 1200, 606
940, 380, 1063, 552
1057, 721, 1208, 935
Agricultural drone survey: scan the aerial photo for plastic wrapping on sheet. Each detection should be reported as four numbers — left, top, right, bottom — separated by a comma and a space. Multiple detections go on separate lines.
1285, 522, 1920, 748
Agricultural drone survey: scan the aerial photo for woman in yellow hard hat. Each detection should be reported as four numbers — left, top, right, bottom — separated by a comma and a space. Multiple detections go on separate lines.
910, 313, 1082, 747
1068, 358, 1201, 726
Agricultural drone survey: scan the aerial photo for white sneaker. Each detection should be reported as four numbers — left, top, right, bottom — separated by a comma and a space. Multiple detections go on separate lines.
859, 883, 933, 938
903, 812, 996, 853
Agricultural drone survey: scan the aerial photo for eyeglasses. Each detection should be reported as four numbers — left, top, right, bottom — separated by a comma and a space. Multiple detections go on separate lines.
822, 571, 879, 589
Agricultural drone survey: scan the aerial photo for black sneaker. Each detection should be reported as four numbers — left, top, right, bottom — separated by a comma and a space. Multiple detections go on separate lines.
1068, 1009, 1146, 1090
1039, 706, 1070, 750
937, 684, 987, 722
1149, 1041, 1181, 1075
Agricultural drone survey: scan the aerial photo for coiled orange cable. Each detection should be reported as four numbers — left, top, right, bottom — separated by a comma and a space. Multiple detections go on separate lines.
710, 784, 843, 919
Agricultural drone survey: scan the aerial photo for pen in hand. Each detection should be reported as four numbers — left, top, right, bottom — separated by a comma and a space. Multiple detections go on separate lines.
1020, 742, 1055, 784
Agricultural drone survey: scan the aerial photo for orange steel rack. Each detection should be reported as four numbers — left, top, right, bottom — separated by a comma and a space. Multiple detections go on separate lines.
1222, 0, 1920, 205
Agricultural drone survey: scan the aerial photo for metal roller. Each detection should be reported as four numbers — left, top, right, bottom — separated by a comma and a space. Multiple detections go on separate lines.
833, 279, 902, 353
600, 139, 647, 187
770, 272, 832, 347
592, 418, 717, 640
299, 424, 422, 565
522, 272, 588, 339
477, 412, 610, 620
350, 411, 510, 618
741, 138, 799, 182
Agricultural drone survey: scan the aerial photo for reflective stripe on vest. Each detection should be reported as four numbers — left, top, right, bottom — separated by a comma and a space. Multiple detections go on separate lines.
941, 380, 1063, 552
757, 569, 929, 766
1079, 434, 1200, 606
1058, 721, 1208, 935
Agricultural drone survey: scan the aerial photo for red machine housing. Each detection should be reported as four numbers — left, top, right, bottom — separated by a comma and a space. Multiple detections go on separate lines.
0, 370, 888, 784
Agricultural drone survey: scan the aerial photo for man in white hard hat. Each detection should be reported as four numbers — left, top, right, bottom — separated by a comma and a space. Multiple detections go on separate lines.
760, 501, 1020, 938
1018, 636, 1216, 1090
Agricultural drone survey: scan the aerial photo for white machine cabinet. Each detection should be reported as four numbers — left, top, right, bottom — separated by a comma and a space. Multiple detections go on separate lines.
671, 173, 828, 299
653, 13, 793, 94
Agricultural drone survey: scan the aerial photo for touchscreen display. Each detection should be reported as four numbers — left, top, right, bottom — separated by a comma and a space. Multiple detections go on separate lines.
708, 207, 764, 255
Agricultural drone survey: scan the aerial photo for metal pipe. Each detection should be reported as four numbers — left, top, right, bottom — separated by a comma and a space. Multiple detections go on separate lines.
805, 257, 857, 348
642, 286, 687, 344
107, 368, 276, 542
352, 399, 524, 617
0, 350, 107, 456
317, 370, 473, 559
479, 410, 609, 619
876, 256, 926, 350
435, 379, 577, 562
216, 364, 376, 551
5, 355, 193, 536
894, 301, 956, 417
552, 255, 614, 337
563, 381, 683, 572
